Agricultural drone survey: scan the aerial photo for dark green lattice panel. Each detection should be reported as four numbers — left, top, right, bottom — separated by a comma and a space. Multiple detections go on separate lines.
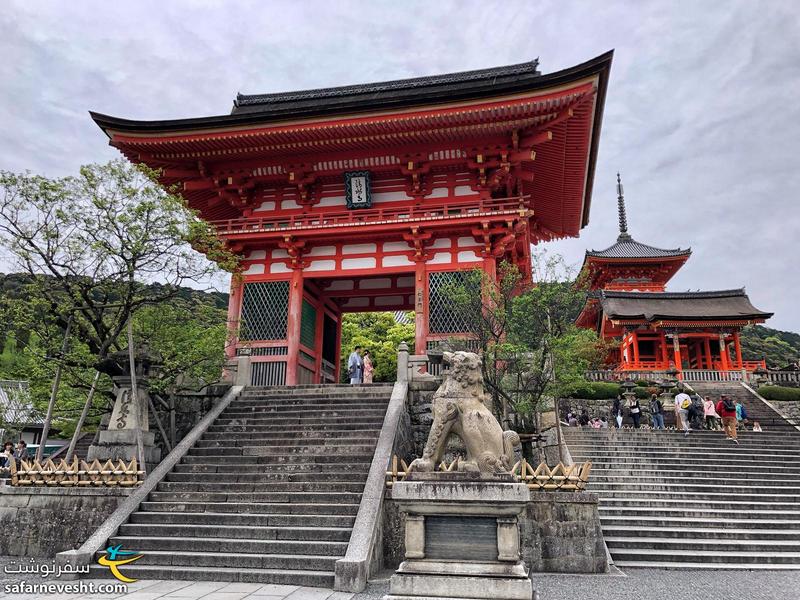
428, 271, 474, 334
300, 299, 317, 349
240, 281, 289, 341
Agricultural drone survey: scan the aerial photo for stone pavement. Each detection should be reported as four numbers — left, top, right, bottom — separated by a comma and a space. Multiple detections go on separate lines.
351, 569, 800, 600
0, 568, 799, 599
0, 579, 355, 600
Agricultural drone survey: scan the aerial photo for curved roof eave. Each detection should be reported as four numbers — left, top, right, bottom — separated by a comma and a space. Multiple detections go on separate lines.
89, 51, 613, 136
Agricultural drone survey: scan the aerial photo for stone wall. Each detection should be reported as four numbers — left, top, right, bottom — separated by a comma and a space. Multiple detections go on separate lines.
382, 490, 608, 573
520, 491, 608, 573
762, 400, 800, 423
0, 486, 132, 557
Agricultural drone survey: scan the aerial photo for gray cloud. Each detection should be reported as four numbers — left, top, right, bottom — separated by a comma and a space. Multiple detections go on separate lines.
1, 0, 798, 330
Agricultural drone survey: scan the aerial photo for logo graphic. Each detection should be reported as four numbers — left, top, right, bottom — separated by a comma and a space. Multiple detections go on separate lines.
97, 545, 143, 583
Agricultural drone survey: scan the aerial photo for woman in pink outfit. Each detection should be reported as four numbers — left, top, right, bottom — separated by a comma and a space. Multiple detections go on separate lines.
703, 397, 721, 430
362, 350, 374, 384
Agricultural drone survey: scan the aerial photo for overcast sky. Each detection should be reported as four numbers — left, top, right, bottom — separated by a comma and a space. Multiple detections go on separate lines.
1, 1, 798, 331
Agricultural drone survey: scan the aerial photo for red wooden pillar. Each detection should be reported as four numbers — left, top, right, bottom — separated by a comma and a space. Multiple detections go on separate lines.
733, 331, 744, 369
704, 337, 713, 370
225, 274, 244, 359
672, 333, 683, 376
632, 331, 640, 366
660, 331, 669, 366
414, 261, 428, 354
285, 268, 304, 386
718, 333, 730, 371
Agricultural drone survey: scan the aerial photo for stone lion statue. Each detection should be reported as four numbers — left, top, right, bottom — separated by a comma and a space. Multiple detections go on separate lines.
409, 351, 520, 476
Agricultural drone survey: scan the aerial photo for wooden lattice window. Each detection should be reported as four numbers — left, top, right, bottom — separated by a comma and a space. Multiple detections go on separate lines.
240, 281, 289, 341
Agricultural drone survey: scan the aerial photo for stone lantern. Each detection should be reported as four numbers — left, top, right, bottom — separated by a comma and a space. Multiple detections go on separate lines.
87, 345, 163, 466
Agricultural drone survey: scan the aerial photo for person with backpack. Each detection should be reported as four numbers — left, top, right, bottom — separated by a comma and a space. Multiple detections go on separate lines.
674, 389, 692, 435
628, 395, 642, 429
716, 394, 739, 444
612, 395, 624, 429
649, 394, 665, 430
735, 399, 749, 430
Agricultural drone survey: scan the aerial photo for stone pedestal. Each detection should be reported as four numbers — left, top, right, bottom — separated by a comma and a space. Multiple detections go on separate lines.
87, 378, 161, 465
384, 473, 533, 600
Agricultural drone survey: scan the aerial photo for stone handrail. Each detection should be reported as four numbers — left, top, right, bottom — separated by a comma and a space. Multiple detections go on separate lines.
55, 385, 244, 577
334, 344, 410, 592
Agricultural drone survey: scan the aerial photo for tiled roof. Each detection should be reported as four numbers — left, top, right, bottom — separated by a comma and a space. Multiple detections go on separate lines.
599, 289, 773, 322
234, 60, 540, 108
586, 235, 691, 259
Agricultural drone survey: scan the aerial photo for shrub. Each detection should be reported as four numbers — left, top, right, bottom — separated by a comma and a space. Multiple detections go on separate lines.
758, 386, 800, 402
568, 382, 621, 400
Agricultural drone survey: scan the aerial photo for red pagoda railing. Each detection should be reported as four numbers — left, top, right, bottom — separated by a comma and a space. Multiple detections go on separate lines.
210, 196, 530, 236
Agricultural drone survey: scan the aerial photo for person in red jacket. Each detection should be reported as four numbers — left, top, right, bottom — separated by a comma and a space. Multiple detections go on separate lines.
716, 395, 738, 444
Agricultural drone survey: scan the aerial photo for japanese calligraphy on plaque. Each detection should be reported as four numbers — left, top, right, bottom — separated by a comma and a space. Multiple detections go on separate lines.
345, 171, 372, 209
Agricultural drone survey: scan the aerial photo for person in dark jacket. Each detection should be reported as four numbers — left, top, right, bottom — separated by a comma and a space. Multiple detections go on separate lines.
628, 396, 642, 429
649, 394, 665, 430
612, 396, 624, 429
578, 409, 590, 427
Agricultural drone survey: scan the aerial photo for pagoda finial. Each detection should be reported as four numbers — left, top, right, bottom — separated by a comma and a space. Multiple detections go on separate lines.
616, 172, 631, 241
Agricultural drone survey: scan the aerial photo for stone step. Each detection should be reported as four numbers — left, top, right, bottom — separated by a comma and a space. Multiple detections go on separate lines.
599, 506, 800, 521
607, 547, 800, 565
166, 471, 368, 483
129, 511, 356, 528
194, 436, 379, 448
207, 423, 384, 433
586, 482, 800, 494
220, 408, 388, 418
139, 501, 360, 516
613, 561, 800, 570
95, 549, 338, 571
118, 523, 352, 542
601, 515, 800, 530
596, 496, 800, 510
589, 473, 800, 484
180, 453, 375, 465
174, 462, 371, 473
147, 491, 361, 504
567, 445, 800, 458
187, 444, 376, 457
572, 454, 800, 467
228, 399, 390, 409
603, 525, 800, 541
210, 416, 387, 427
87, 563, 335, 586
108, 534, 348, 556
156, 481, 365, 494
586, 463, 800, 475
201, 428, 381, 440
605, 536, 800, 552
589, 489, 800, 503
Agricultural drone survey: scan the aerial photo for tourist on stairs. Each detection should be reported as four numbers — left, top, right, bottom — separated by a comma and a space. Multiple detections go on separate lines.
674, 389, 692, 435
612, 395, 624, 429
735, 399, 749, 430
362, 350, 374, 384
649, 394, 665, 430
628, 396, 642, 429
716, 395, 739, 444
703, 396, 721, 430
348, 345, 364, 384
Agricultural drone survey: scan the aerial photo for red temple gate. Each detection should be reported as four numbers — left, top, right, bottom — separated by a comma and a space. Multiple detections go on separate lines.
92, 53, 612, 384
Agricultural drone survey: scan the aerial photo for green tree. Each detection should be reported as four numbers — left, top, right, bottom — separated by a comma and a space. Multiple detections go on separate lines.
340, 312, 415, 382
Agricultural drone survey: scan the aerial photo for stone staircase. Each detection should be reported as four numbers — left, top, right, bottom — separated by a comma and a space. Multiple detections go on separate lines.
89, 384, 393, 587
565, 386, 800, 569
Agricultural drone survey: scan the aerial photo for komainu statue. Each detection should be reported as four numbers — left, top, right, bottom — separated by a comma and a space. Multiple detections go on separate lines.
409, 351, 520, 475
